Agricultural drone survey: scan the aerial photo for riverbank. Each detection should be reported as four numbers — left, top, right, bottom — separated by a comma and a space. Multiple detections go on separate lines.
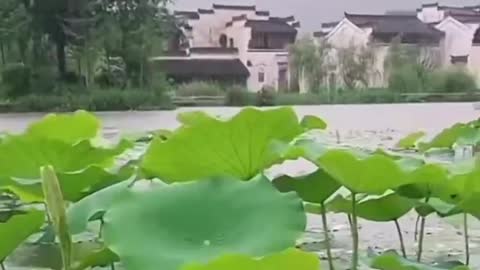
2, 90, 480, 113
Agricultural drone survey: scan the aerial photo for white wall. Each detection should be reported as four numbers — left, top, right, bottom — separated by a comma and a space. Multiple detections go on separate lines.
327, 20, 370, 48
244, 51, 289, 92
469, 45, 480, 85
417, 6, 445, 23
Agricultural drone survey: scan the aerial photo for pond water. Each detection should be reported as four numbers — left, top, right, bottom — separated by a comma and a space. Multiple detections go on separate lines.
3, 102, 480, 269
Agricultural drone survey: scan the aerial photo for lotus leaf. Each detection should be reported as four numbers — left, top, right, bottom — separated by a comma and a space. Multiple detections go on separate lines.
300, 115, 327, 130
0, 136, 130, 202
71, 245, 119, 270
396, 164, 450, 199
272, 169, 340, 203
0, 211, 44, 261
371, 252, 469, 270
418, 123, 478, 152
181, 249, 319, 270
396, 132, 426, 149
321, 192, 414, 222
68, 180, 134, 234
314, 149, 411, 194
103, 175, 306, 270
142, 107, 321, 182
26, 111, 100, 144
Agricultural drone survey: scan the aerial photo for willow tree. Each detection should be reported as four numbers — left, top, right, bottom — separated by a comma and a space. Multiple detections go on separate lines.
289, 36, 331, 93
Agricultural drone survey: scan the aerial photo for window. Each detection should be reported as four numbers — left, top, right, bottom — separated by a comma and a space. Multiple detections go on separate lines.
258, 72, 265, 83
219, 34, 227, 48
229, 38, 234, 48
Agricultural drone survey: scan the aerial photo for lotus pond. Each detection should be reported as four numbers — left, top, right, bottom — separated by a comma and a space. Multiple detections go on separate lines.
1, 106, 480, 270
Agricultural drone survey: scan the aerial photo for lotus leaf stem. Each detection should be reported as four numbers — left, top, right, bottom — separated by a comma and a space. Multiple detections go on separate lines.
351, 192, 359, 270
394, 219, 407, 258
414, 215, 420, 242
111, 263, 116, 270
464, 213, 470, 265
416, 197, 430, 262
320, 203, 335, 270
0, 261, 5, 270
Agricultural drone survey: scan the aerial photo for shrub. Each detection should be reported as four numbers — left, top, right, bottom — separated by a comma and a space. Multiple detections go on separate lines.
2, 63, 31, 98
428, 68, 477, 93
30, 65, 57, 94
274, 92, 327, 105
256, 86, 276, 106
175, 81, 224, 97
224, 86, 256, 106
388, 65, 423, 93
7, 88, 174, 112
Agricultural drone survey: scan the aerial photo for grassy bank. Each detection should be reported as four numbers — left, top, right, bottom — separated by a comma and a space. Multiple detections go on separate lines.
0, 89, 174, 113
2, 87, 480, 113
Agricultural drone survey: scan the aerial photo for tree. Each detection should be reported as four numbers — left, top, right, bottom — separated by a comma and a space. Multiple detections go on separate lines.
289, 36, 332, 92
337, 44, 375, 89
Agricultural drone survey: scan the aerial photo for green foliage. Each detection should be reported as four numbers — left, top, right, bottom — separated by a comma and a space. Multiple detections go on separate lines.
224, 85, 256, 106
396, 132, 426, 149
338, 44, 375, 89
6, 89, 174, 112
371, 252, 469, 270
324, 192, 415, 222
273, 170, 340, 203
175, 81, 224, 97
27, 110, 100, 144
142, 107, 320, 182
181, 249, 319, 270
103, 176, 306, 270
2, 63, 31, 97
428, 68, 477, 93
312, 149, 411, 194
67, 180, 134, 234
0, 211, 44, 261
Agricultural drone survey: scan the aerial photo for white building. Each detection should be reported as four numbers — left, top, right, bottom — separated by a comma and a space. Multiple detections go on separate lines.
152, 4, 300, 92
314, 2, 480, 87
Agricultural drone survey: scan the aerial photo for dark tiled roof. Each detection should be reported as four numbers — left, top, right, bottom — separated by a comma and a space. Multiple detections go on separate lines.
256, 11, 270, 16
154, 59, 250, 77
313, 31, 328, 37
292, 21, 301, 28
422, 3, 439, 8
190, 47, 239, 54
198, 9, 214, 14
345, 13, 444, 43
162, 50, 188, 57
474, 27, 480, 44
174, 11, 200, 20
232, 14, 248, 21
212, 4, 256, 10
245, 19, 298, 34
450, 14, 480, 23
270, 16, 296, 22
321, 21, 340, 28
451, 55, 469, 64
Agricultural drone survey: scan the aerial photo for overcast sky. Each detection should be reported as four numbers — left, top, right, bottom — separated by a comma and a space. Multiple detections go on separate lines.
174, 0, 480, 32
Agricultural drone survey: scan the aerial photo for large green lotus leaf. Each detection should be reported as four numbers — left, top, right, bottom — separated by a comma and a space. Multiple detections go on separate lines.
315, 149, 411, 194
103, 176, 306, 270
142, 107, 318, 182
72, 244, 119, 270
272, 169, 341, 203
68, 180, 134, 234
4, 166, 132, 203
181, 249, 319, 270
414, 198, 461, 218
371, 252, 469, 270
300, 115, 327, 130
418, 123, 477, 152
396, 164, 450, 199
0, 136, 124, 179
26, 110, 100, 144
324, 192, 414, 222
0, 211, 44, 261
396, 131, 426, 149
